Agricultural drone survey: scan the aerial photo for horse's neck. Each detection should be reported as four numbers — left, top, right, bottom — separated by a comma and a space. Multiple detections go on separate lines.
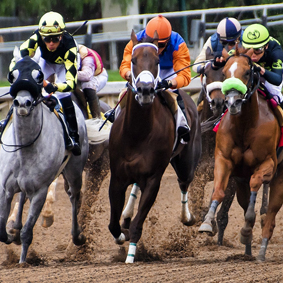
13, 104, 43, 145
124, 90, 156, 135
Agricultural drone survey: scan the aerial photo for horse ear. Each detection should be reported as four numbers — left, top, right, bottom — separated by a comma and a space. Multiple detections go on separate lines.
222, 48, 229, 59
13, 46, 22, 63
153, 30, 159, 47
131, 29, 138, 46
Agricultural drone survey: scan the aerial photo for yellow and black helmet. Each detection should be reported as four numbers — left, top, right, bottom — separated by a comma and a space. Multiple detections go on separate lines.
38, 11, 65, 36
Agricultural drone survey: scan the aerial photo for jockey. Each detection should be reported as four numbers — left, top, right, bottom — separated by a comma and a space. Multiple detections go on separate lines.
9, 11, 81, 156
193, 17, 243, 106
77, 44, 108, 119
242, 23, 283, 107
113, 15, 191, 142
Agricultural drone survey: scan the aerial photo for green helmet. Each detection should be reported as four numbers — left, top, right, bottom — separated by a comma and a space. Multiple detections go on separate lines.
242, 24, 270, 49
38, 11, 65, 36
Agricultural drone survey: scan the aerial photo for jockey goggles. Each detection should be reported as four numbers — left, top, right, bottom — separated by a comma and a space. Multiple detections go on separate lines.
221, 40, 236, 47
158, 37, 170, 49
42, 35, 61, 43
252, 47, 265, 55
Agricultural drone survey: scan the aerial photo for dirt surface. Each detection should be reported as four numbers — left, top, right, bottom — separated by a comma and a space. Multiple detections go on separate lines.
0, 164, 283, 283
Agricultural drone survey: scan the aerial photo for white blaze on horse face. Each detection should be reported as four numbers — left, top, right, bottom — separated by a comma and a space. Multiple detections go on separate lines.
228, 62, 238, 78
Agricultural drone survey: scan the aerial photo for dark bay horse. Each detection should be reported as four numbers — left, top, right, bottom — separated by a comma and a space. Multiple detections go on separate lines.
108, 31, 201, 263
0, 56, 89, 263
199, 47, 283, 260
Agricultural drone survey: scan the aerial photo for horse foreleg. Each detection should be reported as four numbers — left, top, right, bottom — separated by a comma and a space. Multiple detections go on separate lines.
199, 155, 232, 236
19, 188, 47, 263
109, 179, 128, 245
241, 159, 274, 253
41, 179, 58, 228
6, 192, 26, 245
122, 183, 140, 230
180, 191, 195, 226
260, 184, 269, 228
126, 180, 160, 263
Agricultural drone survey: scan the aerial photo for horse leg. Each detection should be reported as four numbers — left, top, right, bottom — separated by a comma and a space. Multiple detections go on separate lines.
260, 183, 269, 228
241, 159, 275, 255
126, 179, 160, 263
122, 183, 140, 230
199, 155, 232, 236
108, 178, 128, 244
0, 189, 14, 245
19, 188, 48, 263
41, 178, 58, 228
257, 165, 283, 261
216, 178, 237, 245
6, 192, 27, 245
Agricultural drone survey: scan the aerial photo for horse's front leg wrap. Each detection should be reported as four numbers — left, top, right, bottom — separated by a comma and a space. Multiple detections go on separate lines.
125, 242, 136, 264
257, 237, 269, 262
198, 200, 219, 235
180, 191, 195, 226
122, 183, 140, 220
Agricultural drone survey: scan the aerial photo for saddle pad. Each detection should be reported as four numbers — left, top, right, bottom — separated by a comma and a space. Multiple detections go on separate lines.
85, 118, 112, 145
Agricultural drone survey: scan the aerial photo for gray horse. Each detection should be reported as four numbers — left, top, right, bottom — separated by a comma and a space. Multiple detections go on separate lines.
0, 56, 89, 263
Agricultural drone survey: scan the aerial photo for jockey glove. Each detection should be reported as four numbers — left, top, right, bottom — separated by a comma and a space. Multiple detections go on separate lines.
254, 63, 262, 73
199, 66, 205, 75
44, 82, 58, 94
212, 55, 226, 70
157, 79, 172, 90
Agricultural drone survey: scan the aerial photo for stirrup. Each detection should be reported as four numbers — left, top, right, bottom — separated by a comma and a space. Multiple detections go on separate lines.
66, 138, 81, 156
104, 109, 115, 123
178, 126, 191, 142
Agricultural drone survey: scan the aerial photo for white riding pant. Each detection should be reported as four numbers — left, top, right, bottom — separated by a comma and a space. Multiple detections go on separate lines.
265, 80, 283, 104
80, 68, 108, 93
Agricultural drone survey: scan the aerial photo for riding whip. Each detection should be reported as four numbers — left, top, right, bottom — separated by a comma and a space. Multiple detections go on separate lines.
99, 83, 130, 131
71, 20, 88, 36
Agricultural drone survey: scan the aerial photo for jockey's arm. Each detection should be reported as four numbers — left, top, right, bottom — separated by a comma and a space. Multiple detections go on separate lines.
172, 42, 191, 89
56, 47, 78, 92
120, 40, 133, 81
192, 37, 213, 73
262, 65, 283, 86
77, 56, 95, 82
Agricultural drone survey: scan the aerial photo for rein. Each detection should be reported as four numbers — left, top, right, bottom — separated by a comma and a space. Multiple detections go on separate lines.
0, 97, 44, 152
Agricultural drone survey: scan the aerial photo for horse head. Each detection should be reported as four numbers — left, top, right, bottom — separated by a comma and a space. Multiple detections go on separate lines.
130, 30, 160, 105
8, 56, 44, 116
221, 47, 258, 114
202, 47, 225, 116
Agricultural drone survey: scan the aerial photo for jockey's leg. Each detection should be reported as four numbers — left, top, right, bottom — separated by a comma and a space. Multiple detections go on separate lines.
59, 94, 81, 156
83, 88, 102, 119
0, 106, 13, 134
175, 90, 191, 142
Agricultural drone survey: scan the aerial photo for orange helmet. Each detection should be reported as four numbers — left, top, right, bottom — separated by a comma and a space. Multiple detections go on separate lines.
145, 15, 172, 42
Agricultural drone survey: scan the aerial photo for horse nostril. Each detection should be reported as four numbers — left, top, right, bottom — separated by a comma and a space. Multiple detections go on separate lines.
14, 100, 19, 107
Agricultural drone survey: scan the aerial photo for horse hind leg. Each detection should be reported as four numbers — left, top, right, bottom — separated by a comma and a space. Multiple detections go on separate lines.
259, 184, 269, 228
122, 183, 140, 231
180, 190, 195, 226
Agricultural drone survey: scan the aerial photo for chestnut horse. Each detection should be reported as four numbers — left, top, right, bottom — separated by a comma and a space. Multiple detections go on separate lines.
195, 47, 268, 246
108, 31, 201, 263
199, 47, 283, 260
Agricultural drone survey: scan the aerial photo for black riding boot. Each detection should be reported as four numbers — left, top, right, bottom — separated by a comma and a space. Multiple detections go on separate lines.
177, 92, 191, 142
83, 88, 101, 119
60, 96, 81, 156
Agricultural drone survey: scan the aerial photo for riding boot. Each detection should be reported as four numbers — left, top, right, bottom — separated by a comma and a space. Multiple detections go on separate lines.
83, 88, 102, 119
60, 96, 81, 156
104, 109, 115, 123
177, 93, 191, 142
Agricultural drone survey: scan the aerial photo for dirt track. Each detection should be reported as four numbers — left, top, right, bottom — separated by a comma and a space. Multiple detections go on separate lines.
0, 164, 283, 283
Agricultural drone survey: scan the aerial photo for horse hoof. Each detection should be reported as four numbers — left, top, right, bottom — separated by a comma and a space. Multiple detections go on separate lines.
41, 215, 54, 228
198, 222, 216, 236
115, 233, 126, 245
121, 228, 130, 241
6, 220, 15, 232
256, 254, 266, 262
73, 233, 86, 246
240, 228, 253, 245
182, 214, 196, 226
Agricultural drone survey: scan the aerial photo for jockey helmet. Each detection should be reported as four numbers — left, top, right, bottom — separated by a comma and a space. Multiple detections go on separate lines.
146, 15, 172, 42
242, 24, 270, 49
39, 11, 66, 36
217, 17, 242, 42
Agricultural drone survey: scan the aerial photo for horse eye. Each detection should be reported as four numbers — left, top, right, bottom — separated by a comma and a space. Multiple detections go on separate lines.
131, 58, 137, 65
